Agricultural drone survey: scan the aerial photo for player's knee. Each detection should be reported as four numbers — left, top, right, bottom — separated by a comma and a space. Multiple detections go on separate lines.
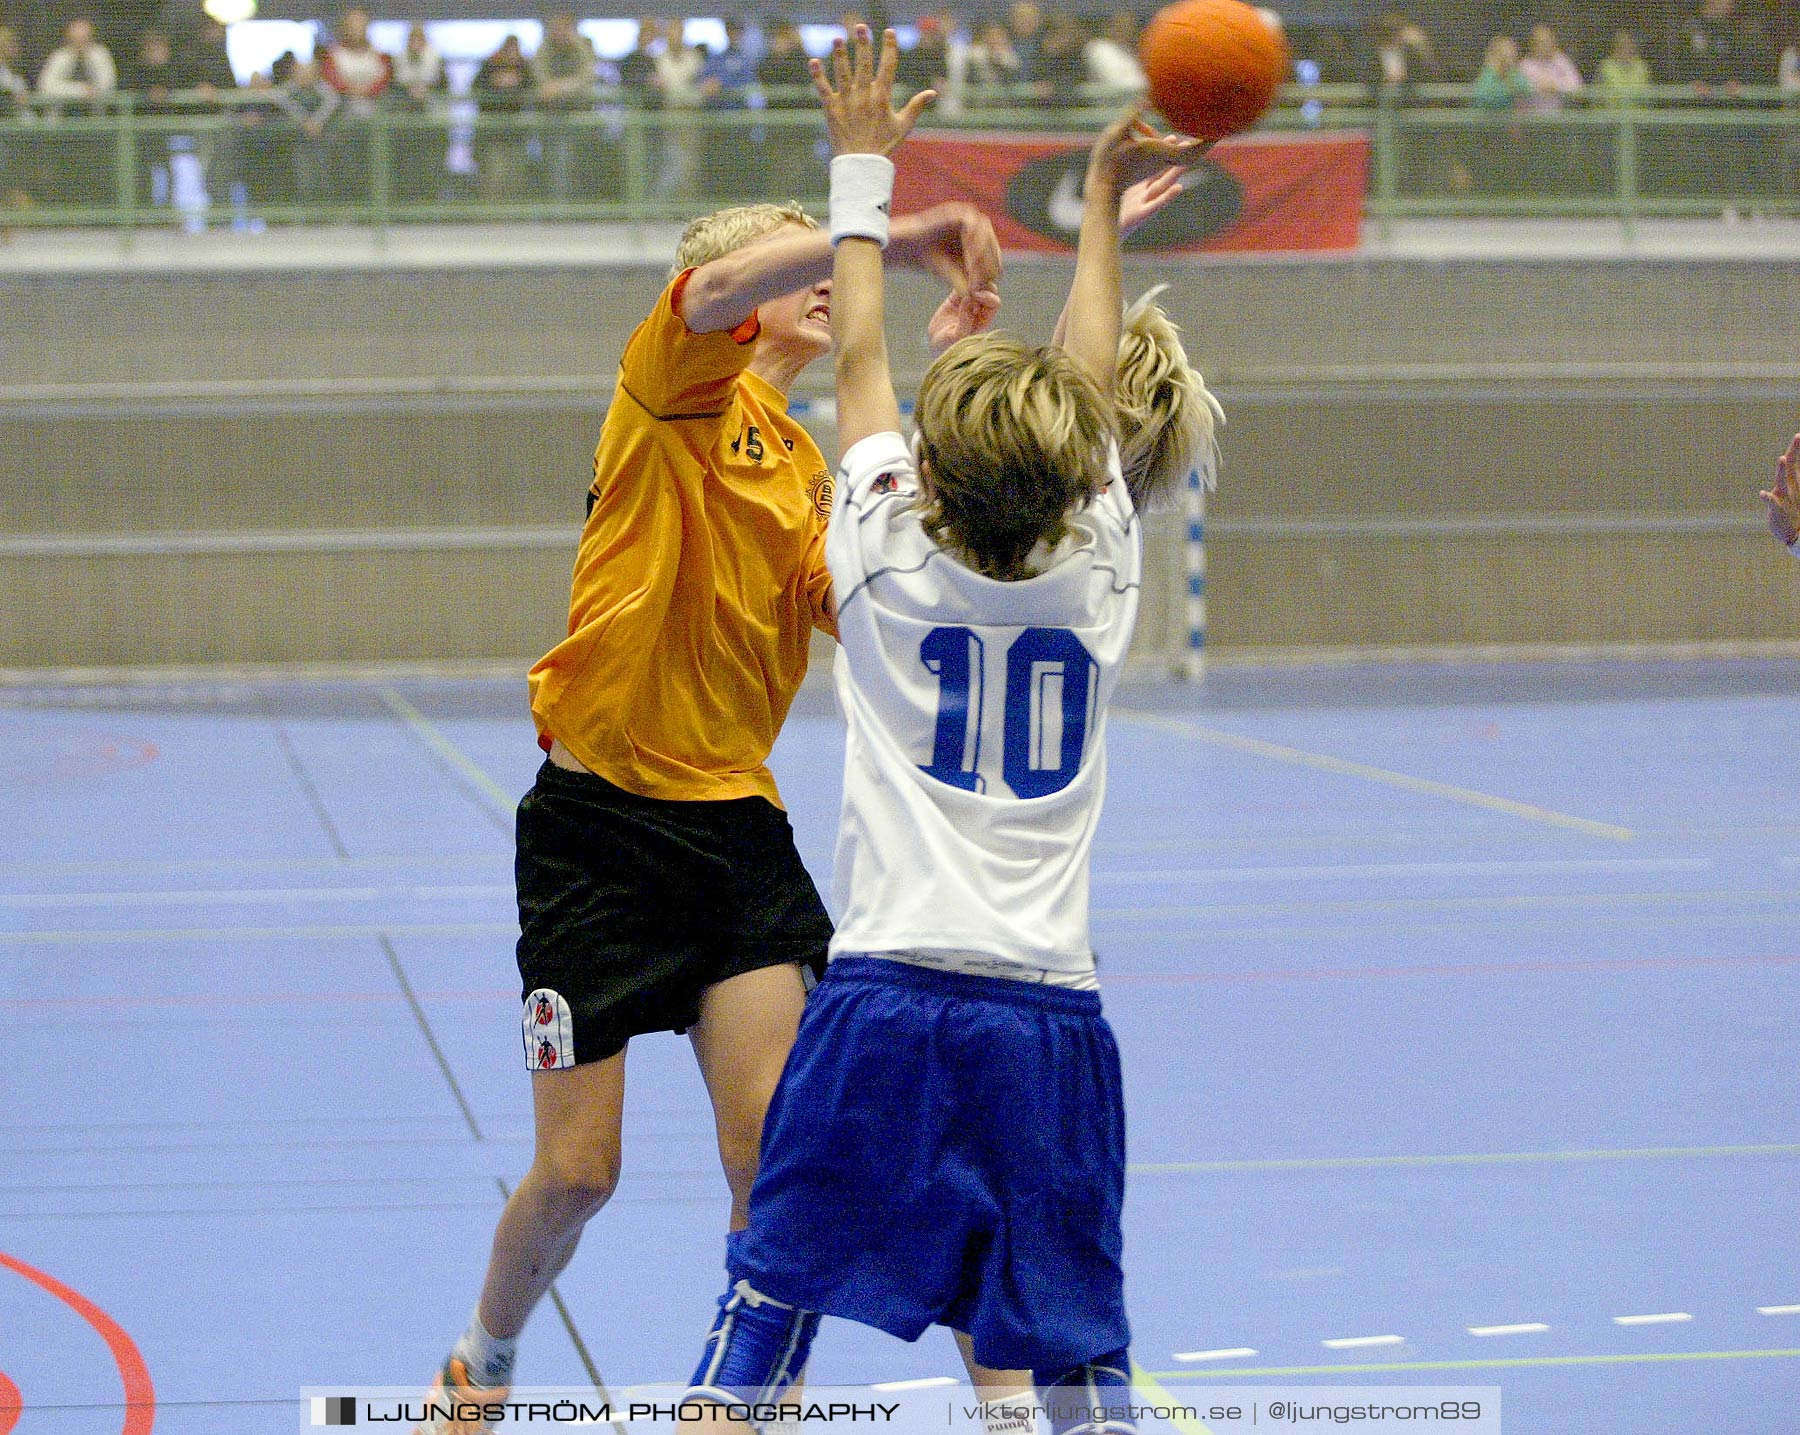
1034, 1350, 1136, 1435
715, 1127, 764, 1207
532, 1143, 621, 1220
686, 1278, 819, 1409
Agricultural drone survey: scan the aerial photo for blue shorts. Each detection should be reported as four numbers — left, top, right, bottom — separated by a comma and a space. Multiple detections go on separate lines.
728, 956, 1128, 1373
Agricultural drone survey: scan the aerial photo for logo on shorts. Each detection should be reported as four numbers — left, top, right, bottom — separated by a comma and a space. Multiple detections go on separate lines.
521, 987, 576, 1071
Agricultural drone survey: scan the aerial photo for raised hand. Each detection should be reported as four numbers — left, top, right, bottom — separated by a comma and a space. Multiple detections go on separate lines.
1120, 165, 1190, 236
891, 201, 1003, 302
1760, 432, 1800, 547
1089, 107, 1213, 204
809, 25, 935, 157
926, 286, 1003, 354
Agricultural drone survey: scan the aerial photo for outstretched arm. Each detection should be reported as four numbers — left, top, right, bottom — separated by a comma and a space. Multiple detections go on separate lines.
811, 26, 936, 452
684, 47, 997, 341
1061, 112, 1209, 392
1760, 432, 1800, 551
1047, 161, 1198, 350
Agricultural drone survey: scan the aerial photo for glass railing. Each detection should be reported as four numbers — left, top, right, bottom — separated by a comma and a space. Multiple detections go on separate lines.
0, 82, 1795, 231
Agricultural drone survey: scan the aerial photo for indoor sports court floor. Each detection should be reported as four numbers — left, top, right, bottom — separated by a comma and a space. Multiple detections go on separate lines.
3, 657, 1796, 1434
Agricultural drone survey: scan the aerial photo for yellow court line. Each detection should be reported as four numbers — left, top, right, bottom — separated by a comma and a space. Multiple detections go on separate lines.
1131, 1361, 1215, 1435
378, 685, 517, 818
1130, 1141, 1800, 1175
1149, 1348, 1800, 1379
1115, 711, 1635, 842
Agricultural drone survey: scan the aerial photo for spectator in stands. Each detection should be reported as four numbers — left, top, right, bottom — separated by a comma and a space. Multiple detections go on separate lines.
1518, 22, 1584, 191
178, 17, 236, 103
1369, 10, 1440, 104
757, 22, 808, 98
967, 20, 1024, 92
0, 23, 32, 223
618, 17, 659, 102
390, 22, 446, 203
320, 8, 390, 114
37, 19, 116, 204
653, 20, 704, 107
319, 8, 390, 200
119, 28, 180, 113
1671, 0, 1754, 98
1007, 0, 1043, 83
1085, 10, 1147, 96
211, 69, 296, 214
896, 13, 953, 97
652, 19, 705, 199
1469, 34, 1527, 192
1035, 13, 1090, 96
1472, 36, 1526, 109
536, 12, 597, 201
1596, 29, 1651, 104
1518, 24, 1581, 112
699, 16, 753, 101
392, 21, 444, 106
120, 28, 183, 207
0, 23, 26, 115
536, 11, 596, 110
472, 32, 534, 200
281, 56, 339, 204
37, 18, 117, 113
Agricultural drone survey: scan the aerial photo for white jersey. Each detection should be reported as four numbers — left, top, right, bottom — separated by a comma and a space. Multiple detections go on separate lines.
824, 429, 1142, 982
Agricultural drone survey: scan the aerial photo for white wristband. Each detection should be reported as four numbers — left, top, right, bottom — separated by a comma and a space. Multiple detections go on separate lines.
829, 153, 895, 248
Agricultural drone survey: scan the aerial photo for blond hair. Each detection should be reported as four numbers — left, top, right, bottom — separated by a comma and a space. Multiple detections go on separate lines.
914, 333, 1115, 582
670, 201, 817, 276
1114, 287, 1224, 512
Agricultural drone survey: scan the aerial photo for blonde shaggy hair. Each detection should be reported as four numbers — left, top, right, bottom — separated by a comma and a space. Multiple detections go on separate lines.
670, 201, 818, 277
914, 333, 1115, 583
1114, 287, 1224, 512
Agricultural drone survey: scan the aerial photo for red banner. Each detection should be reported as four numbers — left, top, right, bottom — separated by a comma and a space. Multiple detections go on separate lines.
892, 130, 1368, 254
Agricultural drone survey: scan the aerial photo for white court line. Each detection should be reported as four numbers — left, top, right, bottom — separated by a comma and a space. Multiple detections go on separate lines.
1097, 858, 1709, 885
1114, 710, 1636, 842
1174, 1348, 1259, 1363
1466, 1323, 1550, 1337
870, 1377, 959, 1392
1756, 1305, 1800, 1315
1321, 1335, 1406, 1350
1612, 1312, 1692, 1326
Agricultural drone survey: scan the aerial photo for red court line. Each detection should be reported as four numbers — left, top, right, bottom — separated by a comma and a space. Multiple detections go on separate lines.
1104, 951, 1800, 986
0, 1369, 20, 1435
0, 1251, 155, 1435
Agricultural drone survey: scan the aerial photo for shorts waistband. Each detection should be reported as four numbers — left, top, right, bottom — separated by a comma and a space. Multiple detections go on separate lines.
826, 955, 1102, 1014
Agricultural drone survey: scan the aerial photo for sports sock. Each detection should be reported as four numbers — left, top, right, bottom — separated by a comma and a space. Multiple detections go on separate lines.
452, 1307, 517, 1389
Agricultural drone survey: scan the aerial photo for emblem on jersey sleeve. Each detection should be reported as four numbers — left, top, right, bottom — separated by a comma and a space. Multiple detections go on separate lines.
522, 987, 576, 1070
872, 472, 899, 495
810, 470, 835, 518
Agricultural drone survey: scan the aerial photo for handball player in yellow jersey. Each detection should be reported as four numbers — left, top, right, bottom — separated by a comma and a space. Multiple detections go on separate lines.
410, 192, 1002, 1433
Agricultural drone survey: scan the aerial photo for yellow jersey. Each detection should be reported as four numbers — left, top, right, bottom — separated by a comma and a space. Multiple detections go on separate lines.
528, 270, 836, 806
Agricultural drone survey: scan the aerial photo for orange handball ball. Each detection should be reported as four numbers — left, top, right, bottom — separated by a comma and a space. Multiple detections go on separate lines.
1138, 0, 1291, 141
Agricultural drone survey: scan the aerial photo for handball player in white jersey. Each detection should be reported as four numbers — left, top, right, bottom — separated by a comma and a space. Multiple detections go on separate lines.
682, 29, 1219, 1435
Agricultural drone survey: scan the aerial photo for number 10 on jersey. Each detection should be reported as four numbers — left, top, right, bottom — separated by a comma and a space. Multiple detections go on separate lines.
919, 625, 1098, 799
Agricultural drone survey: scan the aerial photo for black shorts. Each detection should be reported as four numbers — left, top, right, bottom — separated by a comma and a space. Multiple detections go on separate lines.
515, 759, 832, 1069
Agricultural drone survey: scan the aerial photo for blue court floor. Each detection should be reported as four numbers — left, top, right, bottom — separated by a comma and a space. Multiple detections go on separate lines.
2, 658, 1797, 1434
